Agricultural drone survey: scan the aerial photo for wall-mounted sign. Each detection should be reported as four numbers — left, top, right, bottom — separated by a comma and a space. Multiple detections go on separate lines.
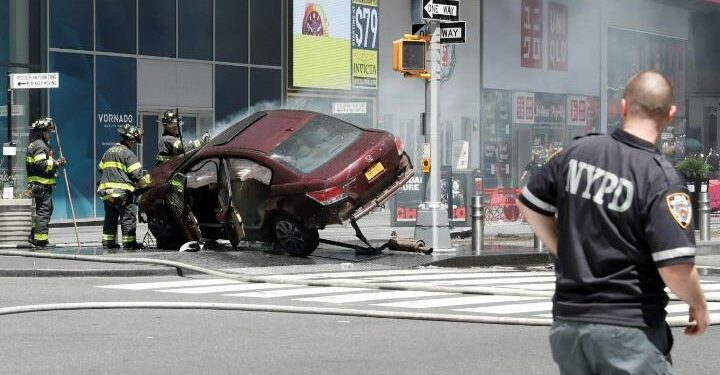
0, 104, 25, 117
332, 102, 367, 114
520, 0, 542, 69
292, 0, 379, 91
547, 2, 568, 71
351, 0, 379, 89
513, 92, 535, 124
567, 96, 587, 126
10, 73, 59, 89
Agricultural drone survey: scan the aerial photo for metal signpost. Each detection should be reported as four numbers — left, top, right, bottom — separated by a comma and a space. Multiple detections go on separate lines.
412, 0, 466, 253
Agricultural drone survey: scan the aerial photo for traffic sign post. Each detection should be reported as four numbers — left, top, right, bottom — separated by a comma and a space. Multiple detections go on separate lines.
422, 0, 460, 22
439, 21, 466, 44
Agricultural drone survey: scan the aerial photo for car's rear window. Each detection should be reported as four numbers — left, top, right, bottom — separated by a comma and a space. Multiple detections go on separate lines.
268, 114, 362, 174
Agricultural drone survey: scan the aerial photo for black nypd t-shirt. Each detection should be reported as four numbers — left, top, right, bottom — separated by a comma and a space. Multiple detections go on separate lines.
518, 129, 696, 328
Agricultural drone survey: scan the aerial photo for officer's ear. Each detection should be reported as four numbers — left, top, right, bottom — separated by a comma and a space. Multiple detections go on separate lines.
620, 98, 628, 118
666, 105, 677, 123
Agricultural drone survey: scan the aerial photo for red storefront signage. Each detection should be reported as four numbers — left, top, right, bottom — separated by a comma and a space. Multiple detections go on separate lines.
513, 92, 535, 124
548, 2, 568, 71
521, 0, 542, 69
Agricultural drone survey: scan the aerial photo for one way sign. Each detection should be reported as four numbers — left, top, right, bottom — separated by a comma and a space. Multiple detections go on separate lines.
422, 0, 460, 22
439, 21, 465, 44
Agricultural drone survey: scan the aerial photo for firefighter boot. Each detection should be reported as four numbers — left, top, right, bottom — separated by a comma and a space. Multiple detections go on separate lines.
123, 241, 146, 251
102, 241, 120, 250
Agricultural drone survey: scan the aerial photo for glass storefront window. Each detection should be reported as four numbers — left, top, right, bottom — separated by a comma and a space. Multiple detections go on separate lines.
250, 68, 281, 106
215, 65, 248, 125
96, 0, 136, 54
250, 0, 281, 66
179, 0, 212, 60
215, 0, 248, 63
49, 52, 94, 219
50, 0, 93, 50
139, 0, 176, 58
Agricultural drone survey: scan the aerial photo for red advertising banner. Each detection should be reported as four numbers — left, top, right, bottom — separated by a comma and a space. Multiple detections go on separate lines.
548, 2, 568, 71
521, 0, 543, 69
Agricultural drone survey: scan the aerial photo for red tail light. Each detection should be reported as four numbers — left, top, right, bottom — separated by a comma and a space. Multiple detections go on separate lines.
394, 135, 404, 155
306, 186, 348, 205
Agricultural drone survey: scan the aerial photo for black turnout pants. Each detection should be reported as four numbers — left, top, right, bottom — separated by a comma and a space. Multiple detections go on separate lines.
30, 184, 53, 242
103, 195, 137, 244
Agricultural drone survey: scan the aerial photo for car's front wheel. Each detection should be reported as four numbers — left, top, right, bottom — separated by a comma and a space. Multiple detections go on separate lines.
273, 216, 319, 257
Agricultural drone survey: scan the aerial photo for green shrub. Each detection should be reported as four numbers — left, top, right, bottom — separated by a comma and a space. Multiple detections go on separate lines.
676, 157, 710, 181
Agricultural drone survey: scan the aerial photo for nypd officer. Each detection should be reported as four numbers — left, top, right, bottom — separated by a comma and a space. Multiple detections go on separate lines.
97, 124, 146, 250
26, 117, 66, 247
155, 110, 209, 165
517, 71, 708, 374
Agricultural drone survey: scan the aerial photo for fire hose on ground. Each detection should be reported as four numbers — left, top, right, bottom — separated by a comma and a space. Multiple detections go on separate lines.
0, 250, 717, 328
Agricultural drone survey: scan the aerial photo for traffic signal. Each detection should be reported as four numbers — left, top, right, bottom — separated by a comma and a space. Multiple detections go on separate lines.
393, 35, 427, 75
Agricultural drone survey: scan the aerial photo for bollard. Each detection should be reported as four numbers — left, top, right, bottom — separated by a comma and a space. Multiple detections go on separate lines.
534, 234, 544, 252
471, 195, 484, 255
699, 189, 711, 241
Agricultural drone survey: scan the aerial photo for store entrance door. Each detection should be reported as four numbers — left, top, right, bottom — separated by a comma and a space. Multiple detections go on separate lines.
138, 112, 198, 171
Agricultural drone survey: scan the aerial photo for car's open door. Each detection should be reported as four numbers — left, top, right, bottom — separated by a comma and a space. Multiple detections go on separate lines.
218, 159, 245, 249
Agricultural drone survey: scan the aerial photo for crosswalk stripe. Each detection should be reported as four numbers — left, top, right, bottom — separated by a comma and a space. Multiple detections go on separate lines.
267, 269, 468, 280
704, 292, 720, 299
374, 295, 545, 308
500, 283, 556, 290
97, 279, 238, 290
456, 302, 554, 314
700, 284, 720, 291
155, 283, 292, 294
297, 291, 451, 304
226, 287, 370, 298
361, 271, 555, 282
665, 302, 720, 313
399, 276, 557, 286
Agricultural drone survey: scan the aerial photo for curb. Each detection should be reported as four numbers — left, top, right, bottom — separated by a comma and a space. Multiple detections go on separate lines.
0, 267, 180, 277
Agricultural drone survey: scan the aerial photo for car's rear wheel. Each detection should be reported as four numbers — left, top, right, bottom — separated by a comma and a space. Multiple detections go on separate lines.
273, 216, 319, 257
148, 216, 182, 250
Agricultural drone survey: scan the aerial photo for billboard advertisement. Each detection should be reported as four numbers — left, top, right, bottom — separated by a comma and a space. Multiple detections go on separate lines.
292, 0, 378, 90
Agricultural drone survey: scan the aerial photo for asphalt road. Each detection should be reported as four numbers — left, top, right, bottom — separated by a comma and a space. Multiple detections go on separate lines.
2, 271, 720, 374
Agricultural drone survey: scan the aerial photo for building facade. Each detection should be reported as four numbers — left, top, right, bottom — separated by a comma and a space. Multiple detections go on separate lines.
1, 0, 719, 223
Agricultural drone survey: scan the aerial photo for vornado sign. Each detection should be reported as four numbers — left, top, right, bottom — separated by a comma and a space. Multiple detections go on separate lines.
97, 113, 134, 125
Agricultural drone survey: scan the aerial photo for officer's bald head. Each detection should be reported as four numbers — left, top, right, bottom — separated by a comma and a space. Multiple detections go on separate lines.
622, 71, 674, 122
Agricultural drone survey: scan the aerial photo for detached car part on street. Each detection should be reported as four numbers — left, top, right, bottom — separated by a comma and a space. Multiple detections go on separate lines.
138, 110, 414, 256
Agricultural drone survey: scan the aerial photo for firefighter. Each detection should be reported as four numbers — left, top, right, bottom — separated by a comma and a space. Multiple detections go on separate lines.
154, 110, 209, 165
97, 124, 146, 250
26, 117, 65, 248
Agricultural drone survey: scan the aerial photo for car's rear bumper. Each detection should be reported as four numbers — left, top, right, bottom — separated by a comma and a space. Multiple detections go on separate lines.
350, 165, 415, 221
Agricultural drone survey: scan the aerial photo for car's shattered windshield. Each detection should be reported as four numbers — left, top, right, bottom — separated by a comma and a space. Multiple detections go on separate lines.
269, 114, 362, 174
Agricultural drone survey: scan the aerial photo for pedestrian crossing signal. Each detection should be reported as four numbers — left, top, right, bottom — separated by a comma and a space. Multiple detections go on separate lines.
393, 35, 427, 76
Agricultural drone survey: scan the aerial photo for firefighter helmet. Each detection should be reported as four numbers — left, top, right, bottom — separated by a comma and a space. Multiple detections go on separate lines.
160, 110, 182, 127
30, 117, 56, 131
117, 124, 143, 142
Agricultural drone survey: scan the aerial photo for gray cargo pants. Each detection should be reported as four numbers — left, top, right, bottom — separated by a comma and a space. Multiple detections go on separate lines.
549, 320, 673, 375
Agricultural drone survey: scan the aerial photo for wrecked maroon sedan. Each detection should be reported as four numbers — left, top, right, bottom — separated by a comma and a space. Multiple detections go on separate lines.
138, 110, 414, 256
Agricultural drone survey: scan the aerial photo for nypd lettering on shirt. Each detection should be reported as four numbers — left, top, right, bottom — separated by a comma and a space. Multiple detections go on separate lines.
565, 158, 634, 212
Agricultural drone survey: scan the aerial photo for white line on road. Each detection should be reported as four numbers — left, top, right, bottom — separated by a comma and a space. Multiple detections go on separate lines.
97, 279, 239, 290
360, 271, 555, 282
374, 295, 546, 308
297, 291, 451, 304
398, 276, 557, 286
266, 268, 480, 279
456, 302, 554, 314
225, 287, 370, 298
155, 283, 292, 294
